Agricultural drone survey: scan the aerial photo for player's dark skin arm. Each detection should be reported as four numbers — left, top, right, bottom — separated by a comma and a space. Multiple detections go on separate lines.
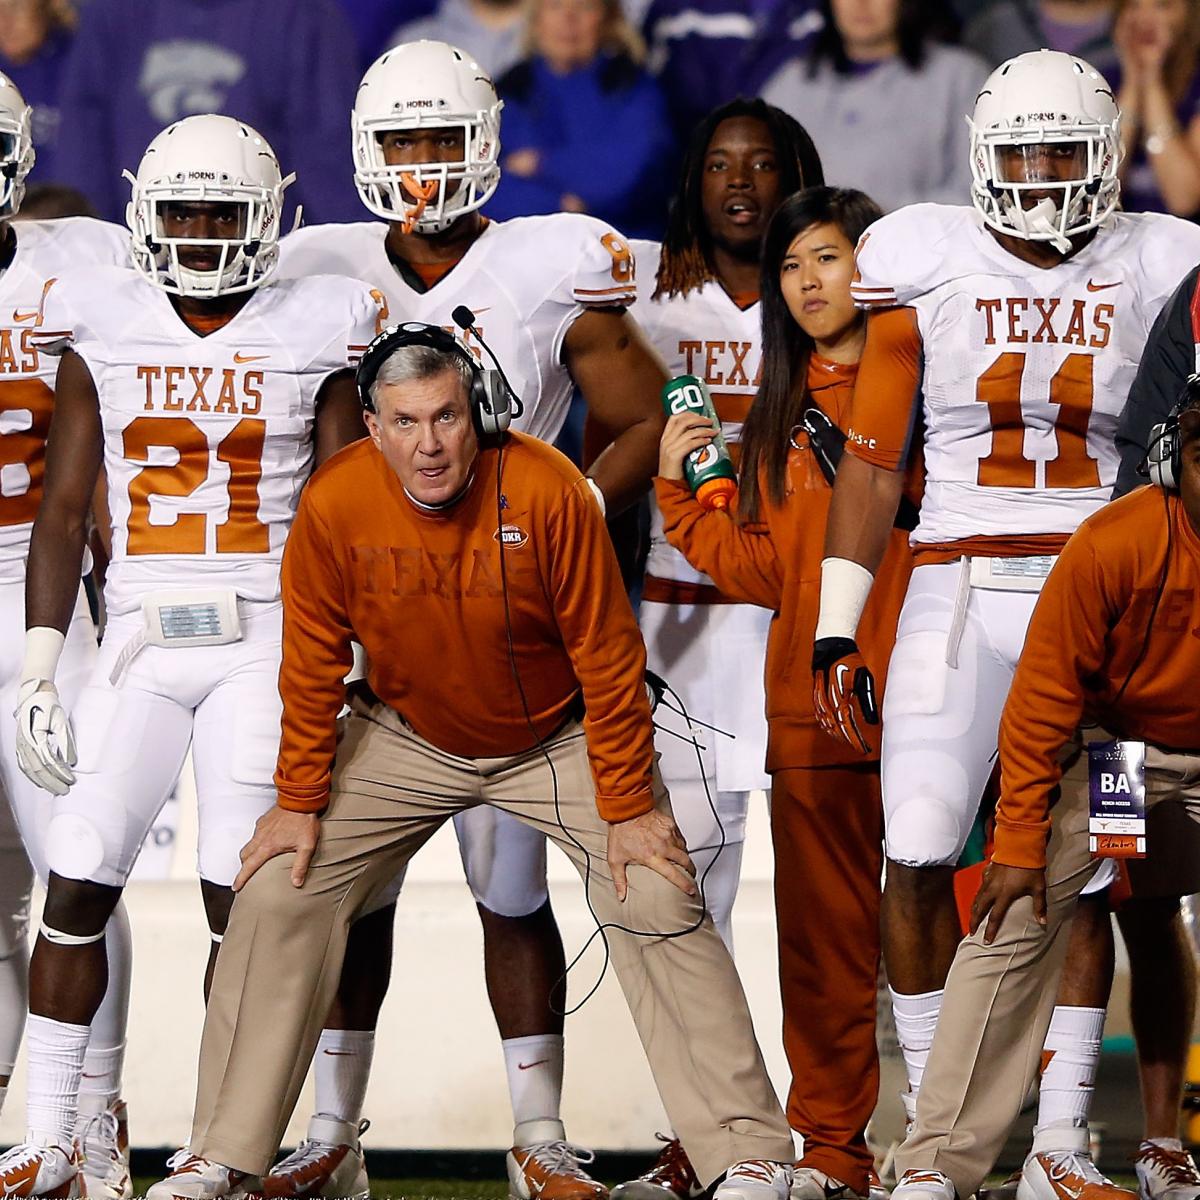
564, 307, 668, 515
26, 349, 103, 637
314, 371, 367, 465
822, 453, 905, 570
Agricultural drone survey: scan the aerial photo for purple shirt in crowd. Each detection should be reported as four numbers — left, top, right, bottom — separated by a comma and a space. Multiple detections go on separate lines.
53, 0, 364, 226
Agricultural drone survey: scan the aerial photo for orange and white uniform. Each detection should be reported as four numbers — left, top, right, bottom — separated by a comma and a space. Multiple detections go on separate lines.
847, 202, 1200, 868
34, 265, 379, 888
0, 219, 128, 907
630, 240, 768, 946
276, 212, 638, 918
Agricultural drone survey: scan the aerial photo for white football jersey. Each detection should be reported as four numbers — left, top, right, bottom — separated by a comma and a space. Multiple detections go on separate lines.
632, 241, 763, 586
40, 268, 380, 614
0, 218, 129, 581
849, 203, 1200, 547
277, 214, 638, 444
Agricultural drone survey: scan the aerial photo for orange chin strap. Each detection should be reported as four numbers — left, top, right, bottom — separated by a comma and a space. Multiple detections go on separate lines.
399, 173, 439, 233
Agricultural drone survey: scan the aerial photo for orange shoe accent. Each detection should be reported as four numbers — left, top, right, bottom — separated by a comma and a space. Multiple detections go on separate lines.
259, 1146, 349, 1198
509, 1143, 609, 1200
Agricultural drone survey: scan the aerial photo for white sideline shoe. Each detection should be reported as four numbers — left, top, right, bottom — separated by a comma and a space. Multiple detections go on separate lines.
0, 1141, 81, 1198
144, 1150, 251, 1200
76, 1097, 132, 1200
259, 1115, 370, 1200
1134, 1141, 1200, 1200
891, 1169, 957, 1200
714, 1159, 792, 1200
1016, 1122, 1136, 1200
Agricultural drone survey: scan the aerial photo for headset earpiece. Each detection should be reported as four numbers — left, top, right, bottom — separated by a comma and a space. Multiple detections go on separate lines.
1146, 416, 1180, 490
355, 321, 515, 437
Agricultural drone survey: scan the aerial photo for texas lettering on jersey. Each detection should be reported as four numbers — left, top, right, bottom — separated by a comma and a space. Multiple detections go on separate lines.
847, 203, 1200, 549
41, 265, 380, 614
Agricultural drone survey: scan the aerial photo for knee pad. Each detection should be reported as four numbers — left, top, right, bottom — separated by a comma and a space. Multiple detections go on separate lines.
884, 790, 973, 868
456, 808, 549, 918
45, 811, 112, 883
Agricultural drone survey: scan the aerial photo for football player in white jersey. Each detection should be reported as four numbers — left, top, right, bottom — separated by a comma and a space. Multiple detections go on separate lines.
0, 71, 138, 1200
810, 50, 1200, 1200
0, 113, 378, 1199
271, 39, 668, 1200
619, 96, 823, 1200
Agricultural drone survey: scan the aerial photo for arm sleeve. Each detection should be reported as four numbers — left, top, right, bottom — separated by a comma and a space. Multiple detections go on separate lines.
654, 477, 783, 608
844, 307, 924, 472
274, 495, 357, 813
1115, 266, 1199, 497
548, 477, 655, 822
995, 531, 1115, 868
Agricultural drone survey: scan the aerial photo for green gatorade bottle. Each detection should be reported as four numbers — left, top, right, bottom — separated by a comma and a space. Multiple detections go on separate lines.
661, 374, 738, 511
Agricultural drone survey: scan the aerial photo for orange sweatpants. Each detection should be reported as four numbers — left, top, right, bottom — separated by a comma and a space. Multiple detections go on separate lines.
771, 764, 884, 1194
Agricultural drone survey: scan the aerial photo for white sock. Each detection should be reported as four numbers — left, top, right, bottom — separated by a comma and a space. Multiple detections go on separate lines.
1035, 1005, 1104, 1132
26, 1014, 90, 1148
79, 1042, 125, 1108
891, 987, 944, 1106
503, 1033, 564, 1144
313, 1028, 375, 1126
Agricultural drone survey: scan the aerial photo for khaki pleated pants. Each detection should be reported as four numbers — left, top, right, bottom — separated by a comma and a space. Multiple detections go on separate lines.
896, 738, 1200, 1197
190, 696, 794, 1183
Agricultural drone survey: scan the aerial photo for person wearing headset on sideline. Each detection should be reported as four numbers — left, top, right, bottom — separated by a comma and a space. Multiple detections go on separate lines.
887, 378, 1200, 1200
145, 322, 797, 1200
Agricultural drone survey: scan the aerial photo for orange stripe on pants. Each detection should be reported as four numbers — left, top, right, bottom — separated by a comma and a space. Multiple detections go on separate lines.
771, 764, 884, 1193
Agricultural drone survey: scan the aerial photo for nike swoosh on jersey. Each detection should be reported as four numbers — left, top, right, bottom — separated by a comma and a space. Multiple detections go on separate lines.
233, 352, 269, 363
517, 1059, 550, 1071
12, 310, 41, 323
1085, 280, 1121, 292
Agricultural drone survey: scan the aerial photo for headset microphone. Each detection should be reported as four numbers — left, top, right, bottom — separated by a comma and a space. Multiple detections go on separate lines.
452, 305, 525, 421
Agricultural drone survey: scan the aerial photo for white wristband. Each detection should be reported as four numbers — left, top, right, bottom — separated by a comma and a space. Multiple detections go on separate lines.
814, 557, 875, 641
21, 626, 66, 688
585, 476, 607, 518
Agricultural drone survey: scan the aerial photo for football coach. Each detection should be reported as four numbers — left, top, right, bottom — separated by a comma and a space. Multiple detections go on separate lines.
149, 323, 795, 1200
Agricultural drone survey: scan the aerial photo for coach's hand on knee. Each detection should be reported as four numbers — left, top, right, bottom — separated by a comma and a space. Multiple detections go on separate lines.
607, 811, 696, 902
970, 862, 1047, 945
234, 805, 320, 892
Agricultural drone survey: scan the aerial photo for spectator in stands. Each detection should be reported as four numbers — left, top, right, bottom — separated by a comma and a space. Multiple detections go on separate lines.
963, 0, 1117, 75
641, 0, 822, 138
0, 0, 76, 185
339, 0, 434, 69
762, 0, 985, 212
391, 0, 526, 78
52, 0, 362, 225
1112, 0, 1200, 216
487, 0, 672, 237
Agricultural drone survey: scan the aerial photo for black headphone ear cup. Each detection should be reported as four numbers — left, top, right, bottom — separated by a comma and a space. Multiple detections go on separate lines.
473, 369, 512, 437
1148, 418, 1181, 489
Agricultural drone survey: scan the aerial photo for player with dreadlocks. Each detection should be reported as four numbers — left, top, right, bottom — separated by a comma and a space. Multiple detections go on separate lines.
612, 99, 824, 1200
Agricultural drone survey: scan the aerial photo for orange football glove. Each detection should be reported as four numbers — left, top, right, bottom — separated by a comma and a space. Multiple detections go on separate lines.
812, 637, 879, 754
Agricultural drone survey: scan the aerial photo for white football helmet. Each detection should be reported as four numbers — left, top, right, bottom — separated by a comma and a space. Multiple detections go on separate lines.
352, 40, 502, 232
124, 113, 294, 297
969, 49, 1121, 252
0, 72, 35, 218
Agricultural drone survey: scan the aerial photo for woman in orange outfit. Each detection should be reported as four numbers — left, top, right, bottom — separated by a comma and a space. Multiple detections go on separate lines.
655, 185, 918, 1200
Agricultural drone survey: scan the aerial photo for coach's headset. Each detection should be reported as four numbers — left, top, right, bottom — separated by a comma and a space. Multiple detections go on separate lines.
1145, 373, 1200, 490
354, 314, 522, 438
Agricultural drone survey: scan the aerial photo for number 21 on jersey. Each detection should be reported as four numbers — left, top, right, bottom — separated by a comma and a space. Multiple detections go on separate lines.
124, 416, 268, 555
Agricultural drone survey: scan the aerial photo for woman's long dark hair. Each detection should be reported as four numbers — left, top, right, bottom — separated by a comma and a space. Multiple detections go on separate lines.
807, 0, 959, 75
654, 97, 825, 300
737, 186, 883, 525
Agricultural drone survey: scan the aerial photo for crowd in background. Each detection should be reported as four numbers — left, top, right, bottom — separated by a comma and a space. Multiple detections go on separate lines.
2, 0, 1198, 233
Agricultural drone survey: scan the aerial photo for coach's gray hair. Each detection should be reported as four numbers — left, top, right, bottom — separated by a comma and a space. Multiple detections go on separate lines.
369, 343, 474, 411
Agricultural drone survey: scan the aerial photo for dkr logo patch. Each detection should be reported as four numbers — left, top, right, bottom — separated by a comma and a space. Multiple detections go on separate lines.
494, 524, 529, 549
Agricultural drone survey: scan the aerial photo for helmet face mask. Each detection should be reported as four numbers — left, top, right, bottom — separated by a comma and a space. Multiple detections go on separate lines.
969, 51, 1121, 252
0, 73, 35, 219
125, 114, 293, 299
352, 41, 502, 234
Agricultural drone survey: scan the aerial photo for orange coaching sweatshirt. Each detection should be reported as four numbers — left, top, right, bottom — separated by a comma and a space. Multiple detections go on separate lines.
997, 486, 1200, 870
655, 356, 916, 770
274, 433, 655, 822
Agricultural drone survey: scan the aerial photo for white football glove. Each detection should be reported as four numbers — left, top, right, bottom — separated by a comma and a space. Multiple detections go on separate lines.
14, 680, 77, 796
